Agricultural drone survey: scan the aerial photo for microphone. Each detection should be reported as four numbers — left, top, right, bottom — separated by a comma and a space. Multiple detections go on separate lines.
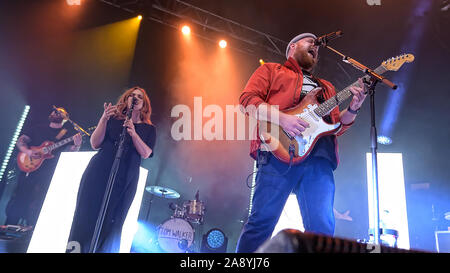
314, 30, 343, 46
126, 97, 138, 119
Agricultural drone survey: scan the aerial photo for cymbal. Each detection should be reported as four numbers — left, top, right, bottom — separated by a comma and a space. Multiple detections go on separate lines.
145, 186, 180, 199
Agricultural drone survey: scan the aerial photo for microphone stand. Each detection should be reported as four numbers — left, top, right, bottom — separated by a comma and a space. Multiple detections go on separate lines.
89, 98, 137, 253
68, 120, 91, 137
320, 41, 397, 246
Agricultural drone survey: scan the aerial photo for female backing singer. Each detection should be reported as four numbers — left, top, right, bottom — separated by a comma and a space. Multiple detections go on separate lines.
68, 87, 156, 253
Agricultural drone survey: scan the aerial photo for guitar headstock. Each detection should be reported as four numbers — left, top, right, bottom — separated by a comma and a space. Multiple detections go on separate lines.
381, 54, 415, 71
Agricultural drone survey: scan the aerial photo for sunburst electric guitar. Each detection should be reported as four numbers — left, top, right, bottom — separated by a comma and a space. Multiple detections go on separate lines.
17, 126, 95, 174
259, 54, 415, 165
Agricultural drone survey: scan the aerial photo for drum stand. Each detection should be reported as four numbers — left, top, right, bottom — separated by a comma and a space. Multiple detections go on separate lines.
192, 221, 204, 253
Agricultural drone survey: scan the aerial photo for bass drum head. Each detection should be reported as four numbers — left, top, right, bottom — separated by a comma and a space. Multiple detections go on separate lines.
157, 218, 194, 253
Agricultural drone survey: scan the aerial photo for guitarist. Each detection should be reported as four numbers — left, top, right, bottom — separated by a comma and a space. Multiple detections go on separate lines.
5, 107, 82, 227
236, 33, 368, 253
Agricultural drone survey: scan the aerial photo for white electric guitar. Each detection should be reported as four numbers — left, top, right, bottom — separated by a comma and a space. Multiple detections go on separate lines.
259, 54, 415, 165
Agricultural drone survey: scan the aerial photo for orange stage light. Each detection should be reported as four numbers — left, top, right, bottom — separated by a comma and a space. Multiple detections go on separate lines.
219, 40, 227, 48
181, 25, 191, 35
137, 15, 143, 20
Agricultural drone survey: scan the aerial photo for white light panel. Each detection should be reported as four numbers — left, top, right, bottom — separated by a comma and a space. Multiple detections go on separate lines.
272, 194, 304, 238
27, 151, 148, 253
366, 152, 410, 249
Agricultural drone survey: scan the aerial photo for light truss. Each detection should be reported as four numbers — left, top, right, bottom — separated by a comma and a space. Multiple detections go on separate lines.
98, 0, 288, 58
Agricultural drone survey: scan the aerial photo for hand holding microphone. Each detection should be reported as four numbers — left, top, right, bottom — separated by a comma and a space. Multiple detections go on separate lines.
123, 118, 137, 137
123, 96, 138, 137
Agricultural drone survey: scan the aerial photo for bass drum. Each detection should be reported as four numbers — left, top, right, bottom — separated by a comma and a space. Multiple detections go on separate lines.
157, 218, 194, 253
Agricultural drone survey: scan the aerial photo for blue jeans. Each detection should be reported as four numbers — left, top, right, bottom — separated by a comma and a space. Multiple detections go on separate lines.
236, 153, 335, 253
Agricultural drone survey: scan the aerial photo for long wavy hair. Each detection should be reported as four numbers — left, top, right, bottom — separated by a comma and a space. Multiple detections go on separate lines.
114, 86, 152, 125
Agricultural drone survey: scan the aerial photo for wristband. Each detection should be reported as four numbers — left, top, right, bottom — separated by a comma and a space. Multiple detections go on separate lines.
347, 105, 360, 115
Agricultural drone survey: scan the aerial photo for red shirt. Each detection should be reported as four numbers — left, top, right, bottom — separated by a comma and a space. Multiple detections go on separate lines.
239, 57, 353, 164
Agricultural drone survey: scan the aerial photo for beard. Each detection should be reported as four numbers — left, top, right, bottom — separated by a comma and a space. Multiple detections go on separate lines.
48, 115, 64, 123
293, 48, 317, 71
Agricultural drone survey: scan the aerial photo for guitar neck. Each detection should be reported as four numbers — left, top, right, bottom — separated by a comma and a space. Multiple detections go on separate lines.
314, 65, 387, 117
47, 135, 75, 152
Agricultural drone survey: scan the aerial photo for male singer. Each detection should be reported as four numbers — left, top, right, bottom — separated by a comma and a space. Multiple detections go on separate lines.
236, 33, 368, 252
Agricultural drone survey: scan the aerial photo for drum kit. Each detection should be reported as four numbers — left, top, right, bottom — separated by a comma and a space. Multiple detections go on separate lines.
145, 185, 205, 253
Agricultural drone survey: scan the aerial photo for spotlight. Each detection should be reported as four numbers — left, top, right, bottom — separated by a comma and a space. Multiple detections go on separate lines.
201, 228, 228, 253
259, 59, 265, 66
377, 135, 393, 145
137, 15, 143, 20
219, 40, 227, 48
181, 25, 191, 35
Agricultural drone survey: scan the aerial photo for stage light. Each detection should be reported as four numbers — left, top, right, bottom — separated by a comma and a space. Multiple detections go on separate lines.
137, 15, 143, 20
248, 161, 257, 216
130, 222, 160, 253
207, 229, 225, 248
377, 135, 392, 145
379, 1, 431, 144
259, 59, 265, 66
0, 105, 30, 182
201, 228, 228, 253
366, 153, 409, 249
219, 40, 227, 48
181, 25, 191, 35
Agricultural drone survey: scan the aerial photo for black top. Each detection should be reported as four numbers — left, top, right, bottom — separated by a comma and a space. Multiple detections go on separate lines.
97, 117, 156, 171
19, 122, 77, 181
68, 117, 156, 253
